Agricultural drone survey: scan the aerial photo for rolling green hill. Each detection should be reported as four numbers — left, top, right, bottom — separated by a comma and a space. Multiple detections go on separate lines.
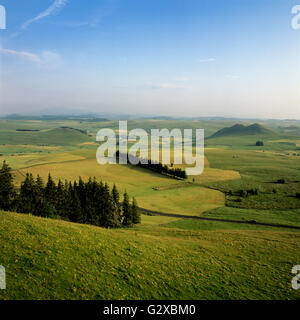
210, 123, 276, 138
0, 211, 299, 300
0, 127, 93, 146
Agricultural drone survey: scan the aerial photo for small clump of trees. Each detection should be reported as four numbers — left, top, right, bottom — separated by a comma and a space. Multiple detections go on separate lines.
0, 161, 140, 228
232, 188, 261, 198
256, 141, 264, 146
277, 179, 286, 184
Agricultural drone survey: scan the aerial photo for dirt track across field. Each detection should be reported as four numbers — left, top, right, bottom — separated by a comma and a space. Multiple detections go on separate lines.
139, 208, 300, 230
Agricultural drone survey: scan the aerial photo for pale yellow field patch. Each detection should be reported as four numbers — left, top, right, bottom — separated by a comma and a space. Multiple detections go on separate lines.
189, 167, 241, 184
6, 153, 86, 171
78, 142, 98, 146
269, 139, 295, 143
138, 186, 225, 216
0, 144, 60, 151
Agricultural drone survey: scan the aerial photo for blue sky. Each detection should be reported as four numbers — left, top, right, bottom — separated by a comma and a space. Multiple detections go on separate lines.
0, 0, 299, 118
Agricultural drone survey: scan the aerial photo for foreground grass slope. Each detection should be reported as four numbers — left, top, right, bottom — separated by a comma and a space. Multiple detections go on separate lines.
0, 211, 299, 300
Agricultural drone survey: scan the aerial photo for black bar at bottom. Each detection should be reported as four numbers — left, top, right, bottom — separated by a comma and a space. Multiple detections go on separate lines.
0, 300, 297, 319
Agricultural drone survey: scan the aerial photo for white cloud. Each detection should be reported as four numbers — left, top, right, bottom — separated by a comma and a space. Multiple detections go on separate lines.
21, 0, 68, 30
0, 48, 41, 62
197, 58, 216, 63
0, 48, 62, 68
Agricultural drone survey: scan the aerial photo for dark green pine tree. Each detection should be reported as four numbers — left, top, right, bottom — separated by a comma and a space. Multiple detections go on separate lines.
99, 183, 111, 227
35, 175, 44, 196
112, 183, 121, 214
69, 190, 83, 223
77, 177, 85, 199
55, 179, 66, 218
106, 196, 121, 228
0, 161, 15, 211
32, 175, 45, 216
122, 192, 133, 227
84, 177, 95, 224
18, 173, 35, 213
42, 174, 57, 217
112, 184, 120, 204
45, 173, 57, 206
131, 197, 141, 224
64, 181, 74, 220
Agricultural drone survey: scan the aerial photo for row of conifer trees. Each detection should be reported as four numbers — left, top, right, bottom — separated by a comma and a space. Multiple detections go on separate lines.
116, 151, 187, 179
0, 161, 140, 228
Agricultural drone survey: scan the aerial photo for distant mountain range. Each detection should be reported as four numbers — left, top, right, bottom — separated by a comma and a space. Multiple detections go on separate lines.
210, 123, 276, 138
2, 114, 108, 122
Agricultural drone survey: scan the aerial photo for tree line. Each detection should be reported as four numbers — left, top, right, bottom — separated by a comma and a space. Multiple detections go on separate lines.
0, 161, 140, 228
116, 151, 187, 179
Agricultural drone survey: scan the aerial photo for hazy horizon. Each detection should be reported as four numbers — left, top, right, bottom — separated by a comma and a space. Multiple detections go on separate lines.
0, 0, 299, 119
2, 110, 300, 122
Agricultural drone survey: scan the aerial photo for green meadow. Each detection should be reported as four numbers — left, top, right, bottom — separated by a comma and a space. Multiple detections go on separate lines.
0, 117, 300, 299
0, 211, 299, 300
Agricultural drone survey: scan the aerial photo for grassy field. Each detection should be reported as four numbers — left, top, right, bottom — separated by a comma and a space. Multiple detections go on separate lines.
0, 117, 300, 300
202, 207, 300, 227
0, 127, 93, 146
0, 211, 299, 300
206, 135, 300, 151
1, 118, 299, 218
203, 148, 300, 211
8, 150, 226, 216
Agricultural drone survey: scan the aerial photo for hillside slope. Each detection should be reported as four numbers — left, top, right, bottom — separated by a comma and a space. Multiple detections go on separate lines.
0, 127, 93, 146
0, 211, 299, 300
